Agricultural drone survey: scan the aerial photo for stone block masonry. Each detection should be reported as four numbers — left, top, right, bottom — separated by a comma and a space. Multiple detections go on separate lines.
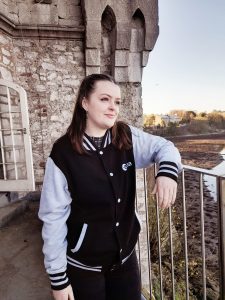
0, 32, 15, 81
12, 38, 85, 186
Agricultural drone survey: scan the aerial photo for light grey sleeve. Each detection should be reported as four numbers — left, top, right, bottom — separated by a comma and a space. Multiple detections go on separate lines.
129, 125, 182, 171
38, 157, 72, 280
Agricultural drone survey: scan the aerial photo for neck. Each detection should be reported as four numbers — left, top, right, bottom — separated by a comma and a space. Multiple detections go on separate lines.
85, 125, 107, 138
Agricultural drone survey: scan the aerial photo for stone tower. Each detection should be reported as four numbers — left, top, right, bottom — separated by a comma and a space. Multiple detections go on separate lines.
0, 0, 158, 185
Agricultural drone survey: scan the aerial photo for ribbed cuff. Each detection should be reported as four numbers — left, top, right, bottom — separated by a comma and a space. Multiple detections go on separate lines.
156, 161, 178, 182
49, 270, 70, 291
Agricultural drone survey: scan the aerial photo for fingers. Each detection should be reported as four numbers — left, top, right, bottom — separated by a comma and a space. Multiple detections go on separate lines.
157, 182, 165, 208
52, 285, 74, 300
154, 176, 177, 209
69, 292, 75, 300
68, 286, 75, 300
172, 185, 177, 205
151, 183, 157, 195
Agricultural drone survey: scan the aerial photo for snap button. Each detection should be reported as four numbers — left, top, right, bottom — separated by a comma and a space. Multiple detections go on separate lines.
99, 151, 103, 155
116, 222, 119, 227
109, 173, 113, 176
117, 198, 121, 203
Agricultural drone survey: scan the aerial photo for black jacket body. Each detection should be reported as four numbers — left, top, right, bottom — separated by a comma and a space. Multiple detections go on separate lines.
50, 131, 140, 267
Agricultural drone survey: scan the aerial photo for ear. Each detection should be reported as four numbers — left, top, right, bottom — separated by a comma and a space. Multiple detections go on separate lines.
82, 97, 88, 111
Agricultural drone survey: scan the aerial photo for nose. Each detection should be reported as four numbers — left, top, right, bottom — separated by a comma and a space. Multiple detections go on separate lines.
109, 99, 116, 111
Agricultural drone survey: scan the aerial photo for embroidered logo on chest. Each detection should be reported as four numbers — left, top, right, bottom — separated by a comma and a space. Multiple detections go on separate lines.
122, 162, 132, 171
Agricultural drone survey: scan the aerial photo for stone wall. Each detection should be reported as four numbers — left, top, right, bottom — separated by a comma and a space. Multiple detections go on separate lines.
0, 31, 15, 81
0, 0, 159, 184
13, 38, 85, 185
119, 83, 143, 126
0, 35, 145, 183
0, 31, 85, 186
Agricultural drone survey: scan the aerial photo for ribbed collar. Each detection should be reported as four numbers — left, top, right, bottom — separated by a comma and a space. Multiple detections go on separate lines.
83, 129, 112, 151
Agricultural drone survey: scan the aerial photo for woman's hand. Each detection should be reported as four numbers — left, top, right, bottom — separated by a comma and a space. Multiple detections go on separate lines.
152, 176, 177, 209
52, 285, 75, 300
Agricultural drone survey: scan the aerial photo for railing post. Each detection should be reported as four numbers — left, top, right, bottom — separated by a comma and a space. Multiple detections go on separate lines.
218, 178, 225, 299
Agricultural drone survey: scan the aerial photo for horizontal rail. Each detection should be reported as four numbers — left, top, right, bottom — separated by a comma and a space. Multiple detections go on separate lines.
183, 164, 225, 177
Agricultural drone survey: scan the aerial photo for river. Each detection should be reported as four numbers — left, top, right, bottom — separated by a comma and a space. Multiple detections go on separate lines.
204, 147, 225, 200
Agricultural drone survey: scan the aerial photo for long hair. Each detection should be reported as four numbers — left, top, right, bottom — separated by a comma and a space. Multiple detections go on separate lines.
67, 73, 132, 154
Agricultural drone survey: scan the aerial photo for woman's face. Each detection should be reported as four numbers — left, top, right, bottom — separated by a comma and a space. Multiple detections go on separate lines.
82, 80, 121, 136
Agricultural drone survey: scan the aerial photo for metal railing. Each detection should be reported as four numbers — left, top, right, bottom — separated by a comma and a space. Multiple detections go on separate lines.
137, 165, 225, 300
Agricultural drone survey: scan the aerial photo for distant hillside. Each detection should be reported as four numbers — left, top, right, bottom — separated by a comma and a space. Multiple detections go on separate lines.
144, 111, 225, 137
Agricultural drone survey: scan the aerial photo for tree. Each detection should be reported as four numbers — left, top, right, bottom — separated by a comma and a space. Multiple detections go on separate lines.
199, 112, 207, 118
144, 114, 155, 127
181, 111, 197, 124
207, 112, 225, 129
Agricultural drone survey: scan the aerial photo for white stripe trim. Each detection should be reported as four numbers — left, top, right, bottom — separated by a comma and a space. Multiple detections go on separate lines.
82, 130, 111, 151
83, 141, 91, 150
67, 260, 102, 272
51, 278, 69, 286
67, 255, 102, 269
83, 136, 96, 151
49, 273, 66, 280
71, 223, 88, 253
48, 268, 67, 275
157, 169, 178, 177
108, 131, 112, 144
122, 248, 135, 264
159, 164, 178, 172
103, 131, 109, 148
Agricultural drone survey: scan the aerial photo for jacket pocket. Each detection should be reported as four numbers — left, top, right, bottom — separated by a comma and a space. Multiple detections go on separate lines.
71, 223, 88, 253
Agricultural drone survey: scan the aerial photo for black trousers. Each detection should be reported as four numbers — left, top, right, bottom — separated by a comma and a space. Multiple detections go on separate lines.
67, 251, 141, 300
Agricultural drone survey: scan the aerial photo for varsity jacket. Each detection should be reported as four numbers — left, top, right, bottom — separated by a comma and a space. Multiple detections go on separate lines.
38, 125, 182, 290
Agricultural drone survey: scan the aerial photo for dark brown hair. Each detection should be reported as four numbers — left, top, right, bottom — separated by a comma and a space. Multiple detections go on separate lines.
67, 73, 132, 154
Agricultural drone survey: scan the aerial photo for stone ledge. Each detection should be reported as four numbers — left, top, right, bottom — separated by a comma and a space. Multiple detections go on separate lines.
34, 0, 52, 3
0, 12, 84, 40
0, 199, 28, 228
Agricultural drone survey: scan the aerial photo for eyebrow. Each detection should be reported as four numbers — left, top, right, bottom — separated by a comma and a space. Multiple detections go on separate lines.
99, 93, 121, 100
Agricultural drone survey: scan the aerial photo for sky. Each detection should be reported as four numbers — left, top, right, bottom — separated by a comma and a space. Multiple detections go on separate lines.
142, 0, 225, 115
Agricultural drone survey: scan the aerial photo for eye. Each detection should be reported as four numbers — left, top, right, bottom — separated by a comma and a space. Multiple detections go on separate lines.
101, 97, 109, 102
115, 100, 121, 105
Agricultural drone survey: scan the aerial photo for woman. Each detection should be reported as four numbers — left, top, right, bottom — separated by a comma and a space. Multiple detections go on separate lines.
39, 73, 182, 300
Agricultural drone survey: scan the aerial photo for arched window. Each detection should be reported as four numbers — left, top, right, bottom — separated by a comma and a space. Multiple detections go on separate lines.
129, 9, 145, 82
131, 9, 145, 52
101, 5, 116, 75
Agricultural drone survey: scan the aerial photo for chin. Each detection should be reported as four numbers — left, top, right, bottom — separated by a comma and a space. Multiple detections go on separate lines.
106, 121, 116, 128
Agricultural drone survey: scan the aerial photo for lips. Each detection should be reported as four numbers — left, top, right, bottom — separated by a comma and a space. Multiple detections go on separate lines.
105, 114, 116, 118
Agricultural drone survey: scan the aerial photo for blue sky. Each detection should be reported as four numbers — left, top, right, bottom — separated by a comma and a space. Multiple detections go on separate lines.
142, 0, 225, 114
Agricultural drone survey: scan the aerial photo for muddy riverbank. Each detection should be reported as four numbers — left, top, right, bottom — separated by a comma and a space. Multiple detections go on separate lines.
169, 131, 225, 142
174, 138, 225, 169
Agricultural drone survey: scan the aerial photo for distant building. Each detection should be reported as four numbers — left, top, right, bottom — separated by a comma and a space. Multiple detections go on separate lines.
154, 114, 181, 127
